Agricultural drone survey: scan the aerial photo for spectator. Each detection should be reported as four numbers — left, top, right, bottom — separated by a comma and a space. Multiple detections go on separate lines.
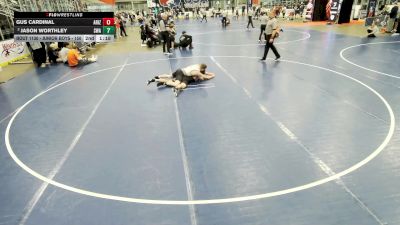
47, 42, 58, 64
159, 13, 172, 55
57, 43, 70, 63
67, 44, 97, 67
119, 16, 128, 37
115, 16, 121, 38
178, 31, 193, 49
388, 5, 399, 32
222, 9, 228, 27
367, 21, 379, 37
26, 42, 47, 68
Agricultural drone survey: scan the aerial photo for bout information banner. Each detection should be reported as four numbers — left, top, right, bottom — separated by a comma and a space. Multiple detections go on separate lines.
14, 12, 115, 42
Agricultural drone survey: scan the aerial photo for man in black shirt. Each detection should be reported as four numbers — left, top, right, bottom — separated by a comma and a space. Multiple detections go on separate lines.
178, 31, 193, 49
388, 6, 399, 32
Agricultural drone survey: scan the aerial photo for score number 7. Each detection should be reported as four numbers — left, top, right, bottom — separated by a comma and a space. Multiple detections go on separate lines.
102, 26, 115, 34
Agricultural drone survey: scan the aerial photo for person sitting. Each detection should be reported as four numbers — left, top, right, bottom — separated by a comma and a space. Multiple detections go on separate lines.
57, 44, 70, 64
145, 22, 159, 48
67, 44, 97, 67
367, 21, 379, 37
47, 42, 59, 64
139, 20, 147, 46
392, 14, 399, 35
177, 31, 193, 49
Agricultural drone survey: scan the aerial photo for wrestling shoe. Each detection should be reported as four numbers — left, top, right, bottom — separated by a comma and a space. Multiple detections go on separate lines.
147, 79, 155, 85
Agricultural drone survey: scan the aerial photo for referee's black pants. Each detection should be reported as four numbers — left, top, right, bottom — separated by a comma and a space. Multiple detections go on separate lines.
261, 34, 280, 60
259, 24, 266, 40
247, 16, 254, 28
160, 31, 171, 53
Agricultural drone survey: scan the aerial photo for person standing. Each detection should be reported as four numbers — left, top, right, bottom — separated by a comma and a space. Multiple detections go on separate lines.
235, 8, 239, 19
115, 16, 121, 38
119, 16, 128, 37
305, 0, 314, 22
282, 6, 287, 18
201, 8, 207, 22
299, 3, 305, 18
260, 11, 281, 61
255, 6, 261, 19
222, 9, 228, 27
159, 13, 172, 55
247, 8, 255, 29
326, 0, 332, 21
259, 12, 268, 42
167, 23, 177, 50
294, 4, 300, 18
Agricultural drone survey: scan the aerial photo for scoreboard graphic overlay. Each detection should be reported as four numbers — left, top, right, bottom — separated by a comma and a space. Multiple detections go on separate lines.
14, 12, 115, 42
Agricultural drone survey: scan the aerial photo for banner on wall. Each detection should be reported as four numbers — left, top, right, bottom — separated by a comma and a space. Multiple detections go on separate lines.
305, 0, 315, 21
327, 0, 342, 22
367, 0, 377, 17
0, 39, 29, 66
159, 0, 173, 6
182, 0, 209, 8
364, 0, 377, 26
147, 0, 156, 7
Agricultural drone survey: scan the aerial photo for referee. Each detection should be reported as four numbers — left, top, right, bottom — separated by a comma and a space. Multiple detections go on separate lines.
258, 12, 268, 42
159, 13, 172, 55
247, 8, 255, 29
260, 11, 281, 61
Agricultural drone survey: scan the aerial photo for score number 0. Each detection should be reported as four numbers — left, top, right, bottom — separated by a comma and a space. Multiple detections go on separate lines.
102, 18, 115, 26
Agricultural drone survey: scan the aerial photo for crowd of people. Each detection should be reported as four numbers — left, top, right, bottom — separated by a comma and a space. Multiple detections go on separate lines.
26, 42, 97, 68
24, 3, 397, 95
367, 3, 400, 37
137, 12, 193, 53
